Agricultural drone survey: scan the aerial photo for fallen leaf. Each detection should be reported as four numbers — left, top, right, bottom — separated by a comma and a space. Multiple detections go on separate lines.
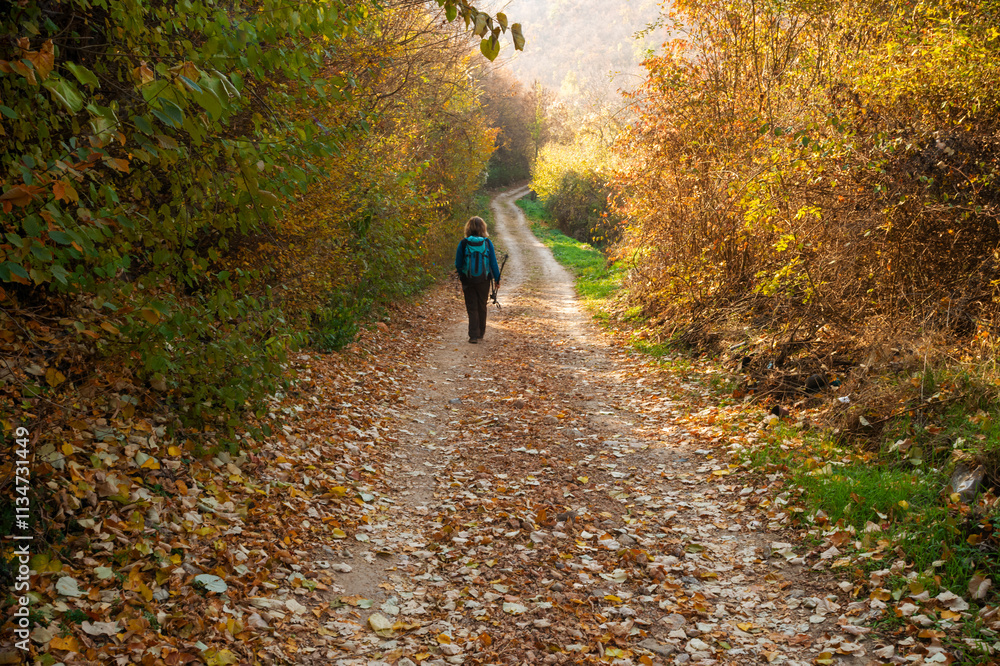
368, 613, 394, 637
55, 576, 84, 597
81, 620, 120, 636
193, 574, 228, 593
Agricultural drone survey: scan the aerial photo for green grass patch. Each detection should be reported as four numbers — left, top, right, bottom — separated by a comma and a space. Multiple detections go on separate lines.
737, 357, 1000, 614
519, 196, 622, 310
741, 425, 991, 596
515, 196, 551, 223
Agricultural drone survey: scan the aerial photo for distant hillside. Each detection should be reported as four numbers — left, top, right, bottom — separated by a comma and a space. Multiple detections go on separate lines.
497, 0, 665, 102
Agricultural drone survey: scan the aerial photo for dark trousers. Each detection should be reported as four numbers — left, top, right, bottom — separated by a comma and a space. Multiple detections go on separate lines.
462, 278, 491, 339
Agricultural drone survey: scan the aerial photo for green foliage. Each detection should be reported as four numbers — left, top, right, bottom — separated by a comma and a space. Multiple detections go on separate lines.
487, 153, 531, 188
1, 0, 358, 290
0, 0, 504, 433
0, 0, 373, 429
479, 71, 546, 188
532, 135, 619, 246
432, 0, 524, 61
312, 292, 371, 353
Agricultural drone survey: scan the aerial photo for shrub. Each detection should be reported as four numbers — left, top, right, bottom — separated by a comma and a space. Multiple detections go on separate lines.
610, 0, 1000, 340
532, 136, 619, 247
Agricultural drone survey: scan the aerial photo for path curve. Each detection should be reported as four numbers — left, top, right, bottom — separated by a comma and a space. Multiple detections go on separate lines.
313, 187, 873, 666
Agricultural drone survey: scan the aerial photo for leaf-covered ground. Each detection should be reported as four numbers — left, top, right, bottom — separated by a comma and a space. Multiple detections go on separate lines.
8, 189, 998, 665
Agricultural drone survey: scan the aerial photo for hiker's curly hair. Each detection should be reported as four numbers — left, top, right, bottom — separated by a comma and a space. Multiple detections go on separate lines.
464, 216, 488, 237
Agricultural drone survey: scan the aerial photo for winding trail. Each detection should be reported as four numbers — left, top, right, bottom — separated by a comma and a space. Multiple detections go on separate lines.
313, 188, 873, 665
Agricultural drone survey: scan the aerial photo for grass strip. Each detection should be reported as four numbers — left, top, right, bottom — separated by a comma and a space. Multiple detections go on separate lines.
516, 197, 623, 312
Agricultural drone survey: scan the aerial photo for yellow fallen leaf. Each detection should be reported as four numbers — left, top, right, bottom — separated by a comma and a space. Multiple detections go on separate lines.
437, 633, 452, 644
139, 308, 160, 324
368, 613, 394, 637
168, 446, 182, 456
737, 622, 754, 631
332, 528, 347, 539
393, 620, 422, 631
206, 649, 239, 666
140, 457, 160, 469
49, 635, 81, 651
46, 366, 66, 387
61, 443, 74, 455
127, 618, 148, 632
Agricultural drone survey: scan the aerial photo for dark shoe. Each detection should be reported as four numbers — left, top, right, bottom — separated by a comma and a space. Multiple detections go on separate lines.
469, 337, 478, 344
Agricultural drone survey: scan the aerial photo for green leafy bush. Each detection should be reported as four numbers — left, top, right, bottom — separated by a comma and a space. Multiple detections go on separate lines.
532, 136, 619, 247
0, 0, 499, 432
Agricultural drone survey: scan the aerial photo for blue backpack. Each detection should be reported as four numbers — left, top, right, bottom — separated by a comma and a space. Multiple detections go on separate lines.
462, 236, 491, 280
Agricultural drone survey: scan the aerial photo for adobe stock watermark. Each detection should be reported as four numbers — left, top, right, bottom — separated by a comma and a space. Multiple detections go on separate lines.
9, 425, 34, 652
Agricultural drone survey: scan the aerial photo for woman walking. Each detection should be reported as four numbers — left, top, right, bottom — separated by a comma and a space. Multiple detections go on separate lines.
455, 216, 501, 344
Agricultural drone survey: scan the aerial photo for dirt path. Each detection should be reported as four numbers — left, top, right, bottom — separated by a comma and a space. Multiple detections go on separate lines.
311, 188, 875, 665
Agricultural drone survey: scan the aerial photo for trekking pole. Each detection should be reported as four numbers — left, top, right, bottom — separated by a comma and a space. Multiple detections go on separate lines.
490, 253, 509, 310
